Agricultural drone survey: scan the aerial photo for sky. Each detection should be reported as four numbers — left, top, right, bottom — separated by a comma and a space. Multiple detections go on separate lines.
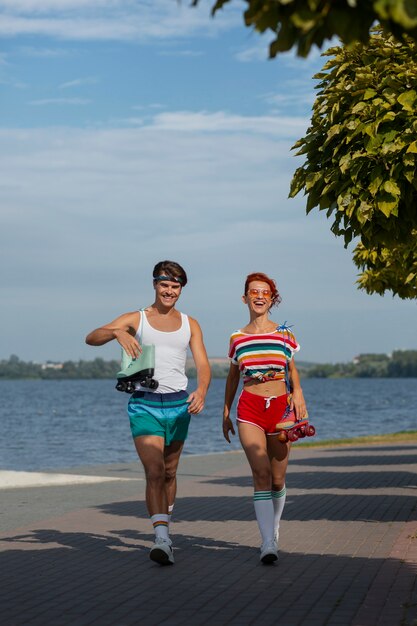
1, 0, 416, 365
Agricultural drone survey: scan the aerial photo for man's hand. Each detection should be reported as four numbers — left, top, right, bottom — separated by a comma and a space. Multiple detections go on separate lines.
114, 329, 141, 359
186, 389, 206, 414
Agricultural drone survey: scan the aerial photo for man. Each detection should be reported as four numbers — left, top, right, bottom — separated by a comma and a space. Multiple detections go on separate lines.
85, 260, 211, 565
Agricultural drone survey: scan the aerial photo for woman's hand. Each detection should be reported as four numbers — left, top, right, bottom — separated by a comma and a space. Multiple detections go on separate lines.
222, 416, 236, 443
290, 387, 308, 420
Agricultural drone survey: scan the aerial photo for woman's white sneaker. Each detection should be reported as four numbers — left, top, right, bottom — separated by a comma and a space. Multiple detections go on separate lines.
274, 530, 279, 548
149, 538, 174, 565
260, 540, 278, 564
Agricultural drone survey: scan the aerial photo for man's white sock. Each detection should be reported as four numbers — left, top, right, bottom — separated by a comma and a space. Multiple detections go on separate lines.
168, 504, 174, 527
151, 514, 169, 541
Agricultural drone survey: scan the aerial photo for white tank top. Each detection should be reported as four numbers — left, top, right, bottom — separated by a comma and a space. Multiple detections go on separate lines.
135, 310, 191, 393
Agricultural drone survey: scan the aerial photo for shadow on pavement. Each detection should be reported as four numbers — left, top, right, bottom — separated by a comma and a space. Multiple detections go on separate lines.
0, 528, 414, 626
291, 453, 417, 467
95, 493, 416, 523
203, 469, 417, 490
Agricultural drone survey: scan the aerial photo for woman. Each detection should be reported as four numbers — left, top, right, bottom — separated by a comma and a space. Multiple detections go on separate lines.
222, 272, 307, 564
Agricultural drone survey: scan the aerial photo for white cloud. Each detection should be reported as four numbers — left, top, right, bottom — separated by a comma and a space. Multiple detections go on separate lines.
235, 43, 270, 63
234, 33, 335, 66
0, 0, 119, 9
147, 110, 309, 137
29, 96, 91, 105
17, 45, 73, 57
131, 103, 165, 111
59, 77, 98, 89
262, 89, 315, 113
113, 116, 144, 126
0, 0, 239, 41
1, 111, 416, 363
158, 49, 204, 57
0, 77, 28, 88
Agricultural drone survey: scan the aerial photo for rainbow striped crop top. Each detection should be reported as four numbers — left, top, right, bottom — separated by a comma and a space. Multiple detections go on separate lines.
228, 325, 300, 383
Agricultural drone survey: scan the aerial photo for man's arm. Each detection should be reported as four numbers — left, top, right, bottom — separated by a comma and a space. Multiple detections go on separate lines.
187, 317, 211, 414
85, 311, 141, 359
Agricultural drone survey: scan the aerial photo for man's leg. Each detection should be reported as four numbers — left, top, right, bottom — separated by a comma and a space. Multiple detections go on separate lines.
134, 435, 174, 565
164, 439, 184, 525
163, 407, 190, 527
134, 435, 167, 514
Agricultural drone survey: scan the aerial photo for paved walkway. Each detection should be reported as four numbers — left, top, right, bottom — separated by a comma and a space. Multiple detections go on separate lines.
0, 443, 416, 626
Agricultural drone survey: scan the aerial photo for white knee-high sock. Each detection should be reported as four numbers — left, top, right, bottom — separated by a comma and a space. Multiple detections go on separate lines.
253, 491, 274, 544
272, 486, 286, 543
151, 514, 169, 541
168, 504, 174, 528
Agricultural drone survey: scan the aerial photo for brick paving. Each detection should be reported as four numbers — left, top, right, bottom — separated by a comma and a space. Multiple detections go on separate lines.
0, 443, 416, 626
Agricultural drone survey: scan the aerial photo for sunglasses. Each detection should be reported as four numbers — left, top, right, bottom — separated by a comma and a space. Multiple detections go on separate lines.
248, 288, 271, 298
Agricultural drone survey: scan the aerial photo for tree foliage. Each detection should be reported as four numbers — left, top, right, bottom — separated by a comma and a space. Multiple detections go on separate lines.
306, 351, 417, 377
194, 0, 417, 58
289, 31, 417, 298
0, 356, 231, 379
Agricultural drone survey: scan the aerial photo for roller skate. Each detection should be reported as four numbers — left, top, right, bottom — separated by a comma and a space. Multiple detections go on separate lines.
275, 397, 316, 443
115, 346, 159, 393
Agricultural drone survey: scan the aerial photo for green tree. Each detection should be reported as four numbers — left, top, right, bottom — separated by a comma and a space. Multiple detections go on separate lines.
289, 31, 417, 298
388, 350, 417, 376
194, 0, 417, 58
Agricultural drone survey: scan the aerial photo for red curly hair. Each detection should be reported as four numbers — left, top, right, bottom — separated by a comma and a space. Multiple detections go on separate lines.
244, 272, 282, 308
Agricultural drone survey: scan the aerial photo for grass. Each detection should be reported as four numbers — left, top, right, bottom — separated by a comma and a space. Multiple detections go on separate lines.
296, 430, 417, 448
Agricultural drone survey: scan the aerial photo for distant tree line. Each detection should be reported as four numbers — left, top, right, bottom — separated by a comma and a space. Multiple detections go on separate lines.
1, 352, 417, 380
0, 355, 120, 380
303, 351, 417, 378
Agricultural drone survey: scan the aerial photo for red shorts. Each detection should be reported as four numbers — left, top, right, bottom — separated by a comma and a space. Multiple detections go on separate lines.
236, 389, 290, 435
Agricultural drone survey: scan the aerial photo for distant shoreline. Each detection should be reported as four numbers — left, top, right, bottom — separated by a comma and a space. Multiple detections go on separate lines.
1, 351, 417, 379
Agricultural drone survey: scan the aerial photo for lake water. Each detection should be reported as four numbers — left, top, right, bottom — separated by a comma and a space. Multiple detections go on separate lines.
0, 378, 416, 471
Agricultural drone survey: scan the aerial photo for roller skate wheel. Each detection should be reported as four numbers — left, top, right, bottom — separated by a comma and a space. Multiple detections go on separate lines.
277, 430, 288, 443
307, 425, 316, 436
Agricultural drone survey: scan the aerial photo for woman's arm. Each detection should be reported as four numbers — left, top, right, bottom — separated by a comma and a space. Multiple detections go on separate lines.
289, 359, 307, 419
222, 363, 240, 442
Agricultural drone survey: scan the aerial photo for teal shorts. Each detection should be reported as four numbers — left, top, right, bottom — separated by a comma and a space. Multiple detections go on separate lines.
127, 390, 191, 445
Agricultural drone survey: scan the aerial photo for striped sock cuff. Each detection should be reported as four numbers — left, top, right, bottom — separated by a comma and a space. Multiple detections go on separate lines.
151, 513, 170, 529
253, 490, 272, 501
152, 520, 168, 529
272, 486, 286, 499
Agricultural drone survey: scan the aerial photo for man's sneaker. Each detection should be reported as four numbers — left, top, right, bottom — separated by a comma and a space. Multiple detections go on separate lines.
260, 540, 278, 564
149, 538, 174, 565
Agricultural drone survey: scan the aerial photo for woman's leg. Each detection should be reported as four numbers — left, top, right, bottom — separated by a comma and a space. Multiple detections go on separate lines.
267, 436, 291, 546
238, 422, 273, 491
238, 422, 276, 557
